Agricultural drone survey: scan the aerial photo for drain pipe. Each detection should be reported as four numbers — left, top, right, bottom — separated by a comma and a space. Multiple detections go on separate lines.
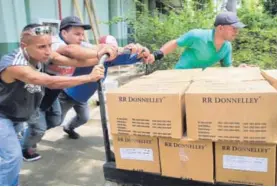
58, 0, 62, 20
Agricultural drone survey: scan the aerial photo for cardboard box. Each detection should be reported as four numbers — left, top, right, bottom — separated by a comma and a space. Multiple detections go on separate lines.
145, 69, 203, 82
159, 138, 214, 183
193, 67, 264, 81
215, 142, 276, 186
261, 70, 277, 89
113, 134, 160, 173
186, 80, 277, 143
107, 80, 190, 139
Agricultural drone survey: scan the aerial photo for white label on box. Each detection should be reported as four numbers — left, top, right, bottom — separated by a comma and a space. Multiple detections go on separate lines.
179, 148, 189, 162
223, 155, 268, 172
120, 148, 154, 161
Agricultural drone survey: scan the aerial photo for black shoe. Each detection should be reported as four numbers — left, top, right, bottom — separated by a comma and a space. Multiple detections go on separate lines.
22, 149, 41, 162
63, 127, 80, 139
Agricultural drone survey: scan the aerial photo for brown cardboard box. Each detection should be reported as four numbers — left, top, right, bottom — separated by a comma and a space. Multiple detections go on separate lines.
186, 80, 277, 143
107, 80, 191, 138
261, 70, 277, 89
159, 138, 214, 183
113, 134, 160, 173
215, 142, 276, 186
193, 67, 264, 81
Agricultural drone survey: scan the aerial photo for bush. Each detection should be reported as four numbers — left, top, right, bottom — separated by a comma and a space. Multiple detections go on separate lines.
233, 8, 277, 69
263, 0, 277, 15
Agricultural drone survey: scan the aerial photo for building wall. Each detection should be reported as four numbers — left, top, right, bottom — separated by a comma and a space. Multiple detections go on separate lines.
0, 0, 27, 56
0, 0, 136, 57
109, 0, 136, 46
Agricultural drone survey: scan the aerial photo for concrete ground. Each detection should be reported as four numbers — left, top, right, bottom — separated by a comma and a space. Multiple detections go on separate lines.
20, 106, 116, 186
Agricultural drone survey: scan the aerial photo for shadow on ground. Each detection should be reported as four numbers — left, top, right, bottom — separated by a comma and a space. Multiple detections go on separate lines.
20, 120, 115, 186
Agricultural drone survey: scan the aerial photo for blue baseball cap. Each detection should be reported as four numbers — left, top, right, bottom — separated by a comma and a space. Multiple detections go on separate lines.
60, 16, 91, 31
214, 12, 246, 28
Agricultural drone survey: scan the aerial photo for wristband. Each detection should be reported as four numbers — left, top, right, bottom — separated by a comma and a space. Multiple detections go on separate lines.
153, 50, 164, 60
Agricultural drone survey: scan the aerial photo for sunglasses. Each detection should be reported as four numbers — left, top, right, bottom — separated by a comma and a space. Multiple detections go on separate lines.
29, 26, 52, 36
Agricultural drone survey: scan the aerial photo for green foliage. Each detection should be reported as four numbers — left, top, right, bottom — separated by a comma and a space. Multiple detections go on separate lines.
262, 0, 277, 15
233, 7, 277, 69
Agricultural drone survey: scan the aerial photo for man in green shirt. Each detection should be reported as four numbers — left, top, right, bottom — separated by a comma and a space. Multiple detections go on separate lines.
151, 11, 246, 68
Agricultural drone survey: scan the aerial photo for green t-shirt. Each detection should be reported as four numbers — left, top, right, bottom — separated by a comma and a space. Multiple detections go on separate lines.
175, 29, 232, 69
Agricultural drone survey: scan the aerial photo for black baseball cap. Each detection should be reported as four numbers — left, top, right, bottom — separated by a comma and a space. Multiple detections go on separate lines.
60, 16, 91, 31
214, 11, 246, 28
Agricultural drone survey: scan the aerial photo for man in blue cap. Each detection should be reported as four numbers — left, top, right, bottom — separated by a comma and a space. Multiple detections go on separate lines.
151, 11, 246, 68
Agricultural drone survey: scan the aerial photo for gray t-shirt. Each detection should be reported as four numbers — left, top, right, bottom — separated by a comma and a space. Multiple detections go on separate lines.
0, 48, 45, 122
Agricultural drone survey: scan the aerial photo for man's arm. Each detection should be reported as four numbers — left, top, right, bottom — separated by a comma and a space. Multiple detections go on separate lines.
160, 40, 178, 55
50, 43, 119, 67
147, 40, 178, 62
1, 65, 104, 89
56, 44, 118, 61
55, 44, 97, 59
150, 30, 196, 62
50, 51, 98, 67
161, 30, 196, 55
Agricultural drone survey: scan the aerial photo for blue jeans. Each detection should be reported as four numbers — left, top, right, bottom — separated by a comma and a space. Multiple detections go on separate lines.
0, 117, 23, 186
22, 99, 62, 150
59, 91, 90, 129
44, 98, 62, 130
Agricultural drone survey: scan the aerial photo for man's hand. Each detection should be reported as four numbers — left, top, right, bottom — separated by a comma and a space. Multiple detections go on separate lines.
97, 45, 118, 61
238, 63, 248, 68
238, 63, 258, 68
89, 65, 105, 82
123, 43, 155, 64
124, 43, 145, 55
144, 54, 155, 64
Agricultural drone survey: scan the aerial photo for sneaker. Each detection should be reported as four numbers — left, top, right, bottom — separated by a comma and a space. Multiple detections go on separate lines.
22, 149, 41, 162
63, 127, 80, 139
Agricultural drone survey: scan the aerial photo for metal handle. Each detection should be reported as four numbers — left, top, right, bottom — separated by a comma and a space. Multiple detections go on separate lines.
97, 49, 132, 162
98, 54, 109, 66
97, 53, 111, 161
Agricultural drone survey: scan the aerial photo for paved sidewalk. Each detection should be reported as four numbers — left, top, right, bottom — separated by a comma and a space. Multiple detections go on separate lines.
20, 115, 119, 186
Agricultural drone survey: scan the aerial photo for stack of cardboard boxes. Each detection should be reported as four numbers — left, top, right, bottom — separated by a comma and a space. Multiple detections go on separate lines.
106, 67, 277, 185
188, 67, 277, 186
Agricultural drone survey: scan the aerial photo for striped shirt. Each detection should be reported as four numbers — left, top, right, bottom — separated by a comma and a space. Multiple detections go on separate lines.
0, 48, 44, 122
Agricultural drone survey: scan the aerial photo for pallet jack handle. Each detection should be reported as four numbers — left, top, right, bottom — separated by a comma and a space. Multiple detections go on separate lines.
97, 49, 131, 162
